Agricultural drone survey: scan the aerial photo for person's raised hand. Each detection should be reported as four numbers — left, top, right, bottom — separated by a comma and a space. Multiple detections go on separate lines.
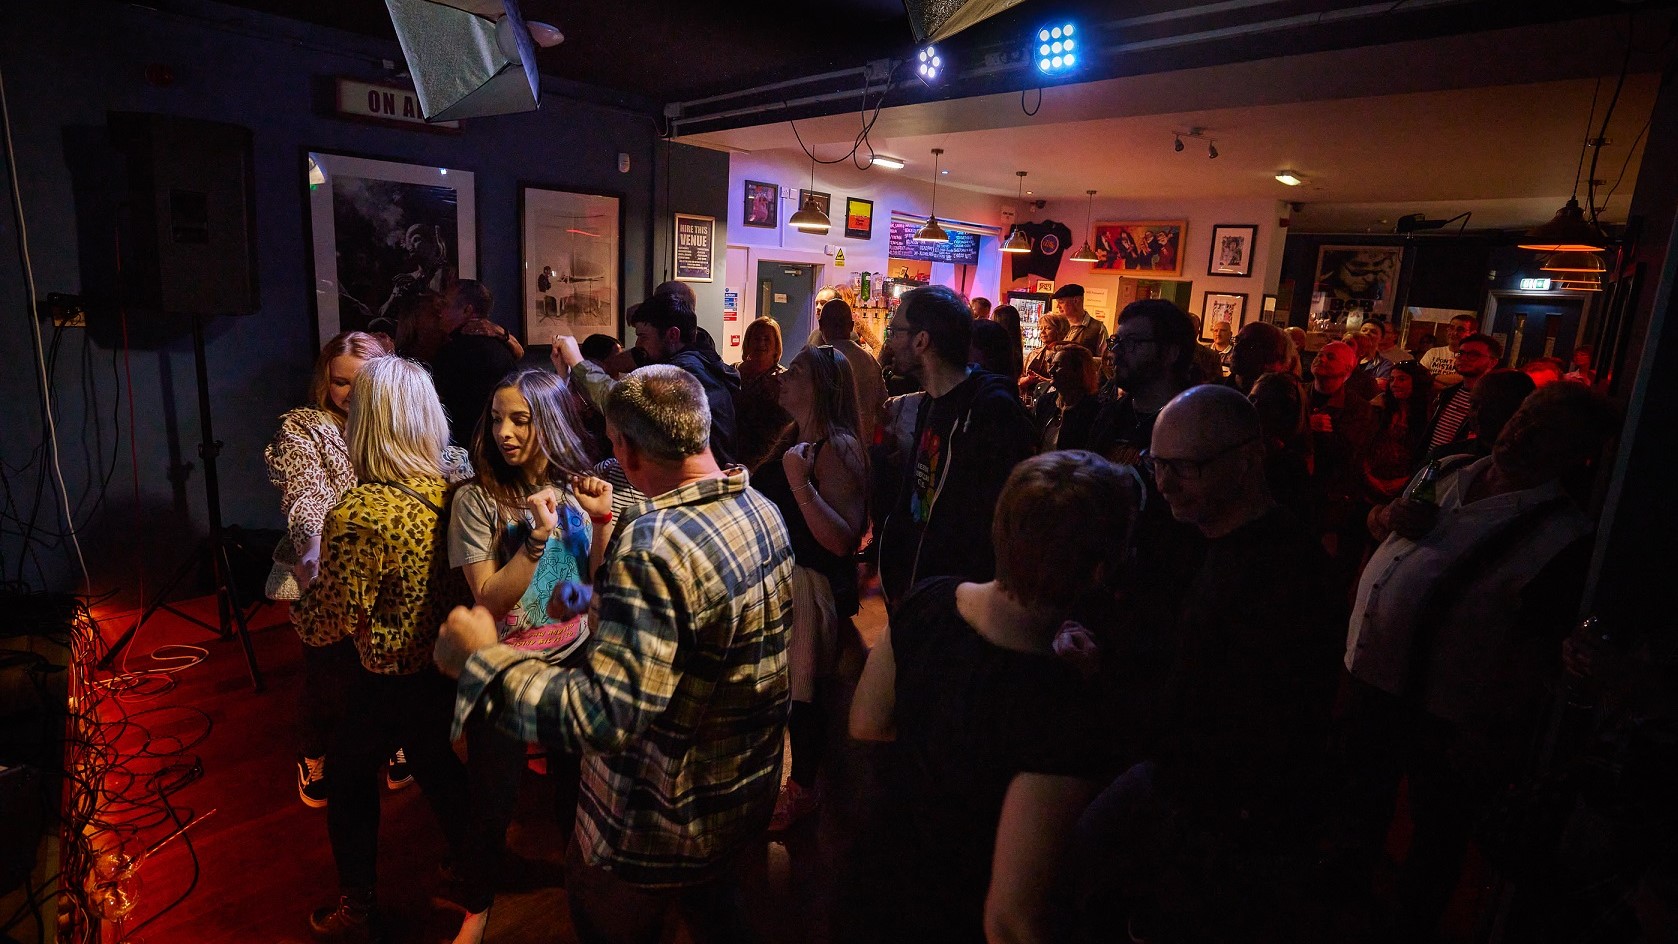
435, 605, 498, 679
568, 474, 614, 520
526, 487, 561, 538
782, 442, 815, 487
552, 335, 583, 371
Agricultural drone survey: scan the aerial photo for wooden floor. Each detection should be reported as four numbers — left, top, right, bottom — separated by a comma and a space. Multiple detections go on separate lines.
88, 594, 888, 944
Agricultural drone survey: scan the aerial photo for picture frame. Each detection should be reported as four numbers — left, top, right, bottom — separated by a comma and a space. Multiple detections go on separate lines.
1201, 291, 1248, 342
306, 150, 476, 348
743, 180, 778, 228
1089, 220, 1187, 277
1312, 244, 1404, 319
1207, 224, 1258, 277
521, 185, 621, 344
673, 213, 715, 283
798, 189, 832, 221
844, 196, 874, 239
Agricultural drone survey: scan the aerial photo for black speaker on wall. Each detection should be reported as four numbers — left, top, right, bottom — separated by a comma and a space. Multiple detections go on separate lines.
109, 112, 259, 317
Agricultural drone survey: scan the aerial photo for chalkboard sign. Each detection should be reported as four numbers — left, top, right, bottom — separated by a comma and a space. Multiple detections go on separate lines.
674, 213, 714, 282
889, 218, 980, 265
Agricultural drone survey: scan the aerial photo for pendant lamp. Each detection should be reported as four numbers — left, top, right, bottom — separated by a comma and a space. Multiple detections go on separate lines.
788, 151, 831, 234
1540, 250, 1607, 274
1068, 189, 1099, 263
1519, 197, 1607, 252
1001, 170, 1033, 254
913, 148, 950, 242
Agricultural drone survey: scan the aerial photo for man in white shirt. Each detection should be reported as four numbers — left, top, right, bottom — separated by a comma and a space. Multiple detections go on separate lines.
1418, 314, 1478, 387
819, 299, 886, 443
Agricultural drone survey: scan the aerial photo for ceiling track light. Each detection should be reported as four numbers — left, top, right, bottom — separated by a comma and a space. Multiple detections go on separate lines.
1173, 135, 1184, 153
914, 147, 949, 243
1208, 140, 1219, 159
1002, 171, 1033, 254
1069, 189, 1099, 263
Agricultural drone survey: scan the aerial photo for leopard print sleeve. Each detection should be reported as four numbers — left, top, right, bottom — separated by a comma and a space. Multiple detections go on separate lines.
264, 408, 356, 556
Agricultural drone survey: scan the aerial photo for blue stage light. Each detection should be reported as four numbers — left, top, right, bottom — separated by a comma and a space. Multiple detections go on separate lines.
1035, 21, 1080, 76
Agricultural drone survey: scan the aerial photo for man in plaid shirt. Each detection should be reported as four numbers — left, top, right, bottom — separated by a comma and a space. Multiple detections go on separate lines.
436, 365, 794, 943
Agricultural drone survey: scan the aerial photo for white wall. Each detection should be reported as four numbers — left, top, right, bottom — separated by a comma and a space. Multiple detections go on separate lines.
1012, 196, 1289, 328
722, 148, 1007, 359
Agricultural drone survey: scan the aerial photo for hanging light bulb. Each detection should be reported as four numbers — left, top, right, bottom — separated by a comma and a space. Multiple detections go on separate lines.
914, 147, 949, 242
788, 150, 830, 234
1001, 171, 1033, 254
1068, 189, 1099, 263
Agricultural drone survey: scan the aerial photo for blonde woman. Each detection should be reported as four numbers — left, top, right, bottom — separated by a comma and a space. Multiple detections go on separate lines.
264, 331, 389, 808
291, 356, 476, 942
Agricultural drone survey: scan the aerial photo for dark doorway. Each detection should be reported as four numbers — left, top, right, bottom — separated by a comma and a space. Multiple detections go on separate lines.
756, 261, 818, 364
1488, 295, 1587, 367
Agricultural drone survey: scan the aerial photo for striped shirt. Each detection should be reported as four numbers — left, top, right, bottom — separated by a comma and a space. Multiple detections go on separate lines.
1429, 386, 1473, 449
453, 467, 794, 886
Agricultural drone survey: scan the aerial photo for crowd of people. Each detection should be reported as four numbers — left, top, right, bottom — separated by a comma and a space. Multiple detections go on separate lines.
261, 274, 1638, 944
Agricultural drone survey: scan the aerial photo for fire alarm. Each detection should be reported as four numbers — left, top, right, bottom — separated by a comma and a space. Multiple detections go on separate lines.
617, 153, 631, 174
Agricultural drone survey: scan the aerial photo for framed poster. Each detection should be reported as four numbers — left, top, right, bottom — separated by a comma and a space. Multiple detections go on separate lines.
743, 180, 778, 228
844, 196, 874, 239
1089, 220, 1187, 276
1201, 291, 1248, 342
673, 213, 715, 283
306, 151, 476, 348
798, 189, 832, 220
1312, 245, 1403, 319
521, 186, 621, 344
1207, 224, 1258, 277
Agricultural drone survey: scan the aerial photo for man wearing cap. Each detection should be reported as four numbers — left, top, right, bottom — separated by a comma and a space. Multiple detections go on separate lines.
1053, 284, 1109, 356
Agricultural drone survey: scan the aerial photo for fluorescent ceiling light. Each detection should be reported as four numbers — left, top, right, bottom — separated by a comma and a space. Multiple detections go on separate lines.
1275, 170, 1304, 186
870, 155, 906, 169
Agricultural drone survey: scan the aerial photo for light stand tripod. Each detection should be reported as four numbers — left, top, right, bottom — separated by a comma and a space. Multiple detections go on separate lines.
98, 314, 264, 691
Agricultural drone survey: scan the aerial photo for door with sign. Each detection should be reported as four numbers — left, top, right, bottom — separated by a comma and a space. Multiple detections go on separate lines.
756, 261, 818, 364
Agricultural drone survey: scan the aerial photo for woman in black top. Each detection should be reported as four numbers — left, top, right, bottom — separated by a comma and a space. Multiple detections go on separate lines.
752, 344, 867, 832
847, 451, 1140, 943
732, 317, 793, 471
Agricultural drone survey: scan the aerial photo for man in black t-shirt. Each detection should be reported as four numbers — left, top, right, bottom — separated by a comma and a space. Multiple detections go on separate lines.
875, 286, 1037, 608
430, 280, 524, 447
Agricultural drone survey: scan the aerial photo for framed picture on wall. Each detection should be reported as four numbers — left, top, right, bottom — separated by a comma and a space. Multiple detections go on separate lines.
844, 196, 873, 239
1207, 224, 1258, 277
798, 189, 832, 220
1089, 220, 1187, 276
305, 150, 476, 348
1201, 291, 1248, 341
1312, 244, 1403, 319
673, 213, 715, 283
743, 180, 778, 228
521, 185, 621, 344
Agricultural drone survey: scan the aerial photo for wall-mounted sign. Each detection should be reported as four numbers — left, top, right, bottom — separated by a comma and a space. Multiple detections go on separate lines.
334, 78, 460, 132
1518, 277, 1553, 291
835, 248, 846, 267
674, 213, 714, 282
888, 218, 980, 265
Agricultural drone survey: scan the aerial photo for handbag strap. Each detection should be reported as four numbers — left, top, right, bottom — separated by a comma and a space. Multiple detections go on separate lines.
381, 480, 444, 517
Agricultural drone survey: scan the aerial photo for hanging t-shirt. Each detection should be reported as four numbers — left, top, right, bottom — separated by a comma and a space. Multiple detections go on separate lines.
1010, 220, 1074, 282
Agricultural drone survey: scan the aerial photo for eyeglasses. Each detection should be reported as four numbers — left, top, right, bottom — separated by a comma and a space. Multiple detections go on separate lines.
1105, 335, 1158, 354
1140, 436, 1258, 481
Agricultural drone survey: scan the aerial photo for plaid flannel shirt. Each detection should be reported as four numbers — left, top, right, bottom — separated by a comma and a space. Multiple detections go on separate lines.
452, 467, 794, 886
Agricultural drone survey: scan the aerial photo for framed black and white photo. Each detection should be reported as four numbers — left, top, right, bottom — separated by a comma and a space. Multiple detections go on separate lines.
306, 151, 475, 348
674, 213, 715, 283
1201, 291, 1248, 342
1313, 244, 1403, 320
521, 186, 621, 344
1207, 224, 1258, 277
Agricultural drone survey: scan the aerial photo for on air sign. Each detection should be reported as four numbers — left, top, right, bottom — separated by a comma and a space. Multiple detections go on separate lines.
334, 78, 460, 132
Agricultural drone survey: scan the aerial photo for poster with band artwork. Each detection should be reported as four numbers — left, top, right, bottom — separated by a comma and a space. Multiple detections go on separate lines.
306, 150, 476, 349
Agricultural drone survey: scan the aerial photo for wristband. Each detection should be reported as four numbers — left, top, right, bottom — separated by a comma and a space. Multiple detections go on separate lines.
590, 511, 613, 526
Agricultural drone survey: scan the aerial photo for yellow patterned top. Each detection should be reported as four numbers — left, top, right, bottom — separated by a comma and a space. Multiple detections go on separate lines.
292, 476, 469, 675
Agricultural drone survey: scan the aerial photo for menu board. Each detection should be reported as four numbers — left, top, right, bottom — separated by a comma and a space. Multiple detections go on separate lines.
888, 218, 980, 265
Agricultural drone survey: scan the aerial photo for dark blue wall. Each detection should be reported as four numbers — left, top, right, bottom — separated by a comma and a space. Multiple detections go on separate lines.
0, 0, 681, 607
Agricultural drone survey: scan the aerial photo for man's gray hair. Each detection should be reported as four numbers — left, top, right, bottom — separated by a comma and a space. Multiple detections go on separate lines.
606, 364, 711, 462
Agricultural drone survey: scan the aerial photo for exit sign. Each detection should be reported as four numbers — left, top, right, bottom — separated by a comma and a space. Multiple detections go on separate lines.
1519, 277, 1553, 291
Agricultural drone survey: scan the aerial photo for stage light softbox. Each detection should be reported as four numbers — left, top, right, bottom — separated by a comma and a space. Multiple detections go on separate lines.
384, 0, 541, 122
902, 0, 1029, 43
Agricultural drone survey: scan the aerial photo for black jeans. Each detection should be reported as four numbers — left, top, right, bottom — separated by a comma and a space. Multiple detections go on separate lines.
299, 636, 358, 759
459, 715, 582, 914
563, 837, 755, 944
325, 665, 470, 899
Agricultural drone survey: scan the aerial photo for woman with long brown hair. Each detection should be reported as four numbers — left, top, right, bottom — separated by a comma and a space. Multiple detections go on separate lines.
754, 345, 868, 831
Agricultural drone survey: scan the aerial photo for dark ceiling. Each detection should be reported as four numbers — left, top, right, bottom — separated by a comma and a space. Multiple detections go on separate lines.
217, 0, 912, 104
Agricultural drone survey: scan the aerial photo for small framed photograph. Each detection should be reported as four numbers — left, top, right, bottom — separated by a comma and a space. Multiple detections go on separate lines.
1208, 224, 1258, 277
1201, 291, 1248, 342
844, 196, 873, 239
743, 180, 778, 228
798, 189, 831, 220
